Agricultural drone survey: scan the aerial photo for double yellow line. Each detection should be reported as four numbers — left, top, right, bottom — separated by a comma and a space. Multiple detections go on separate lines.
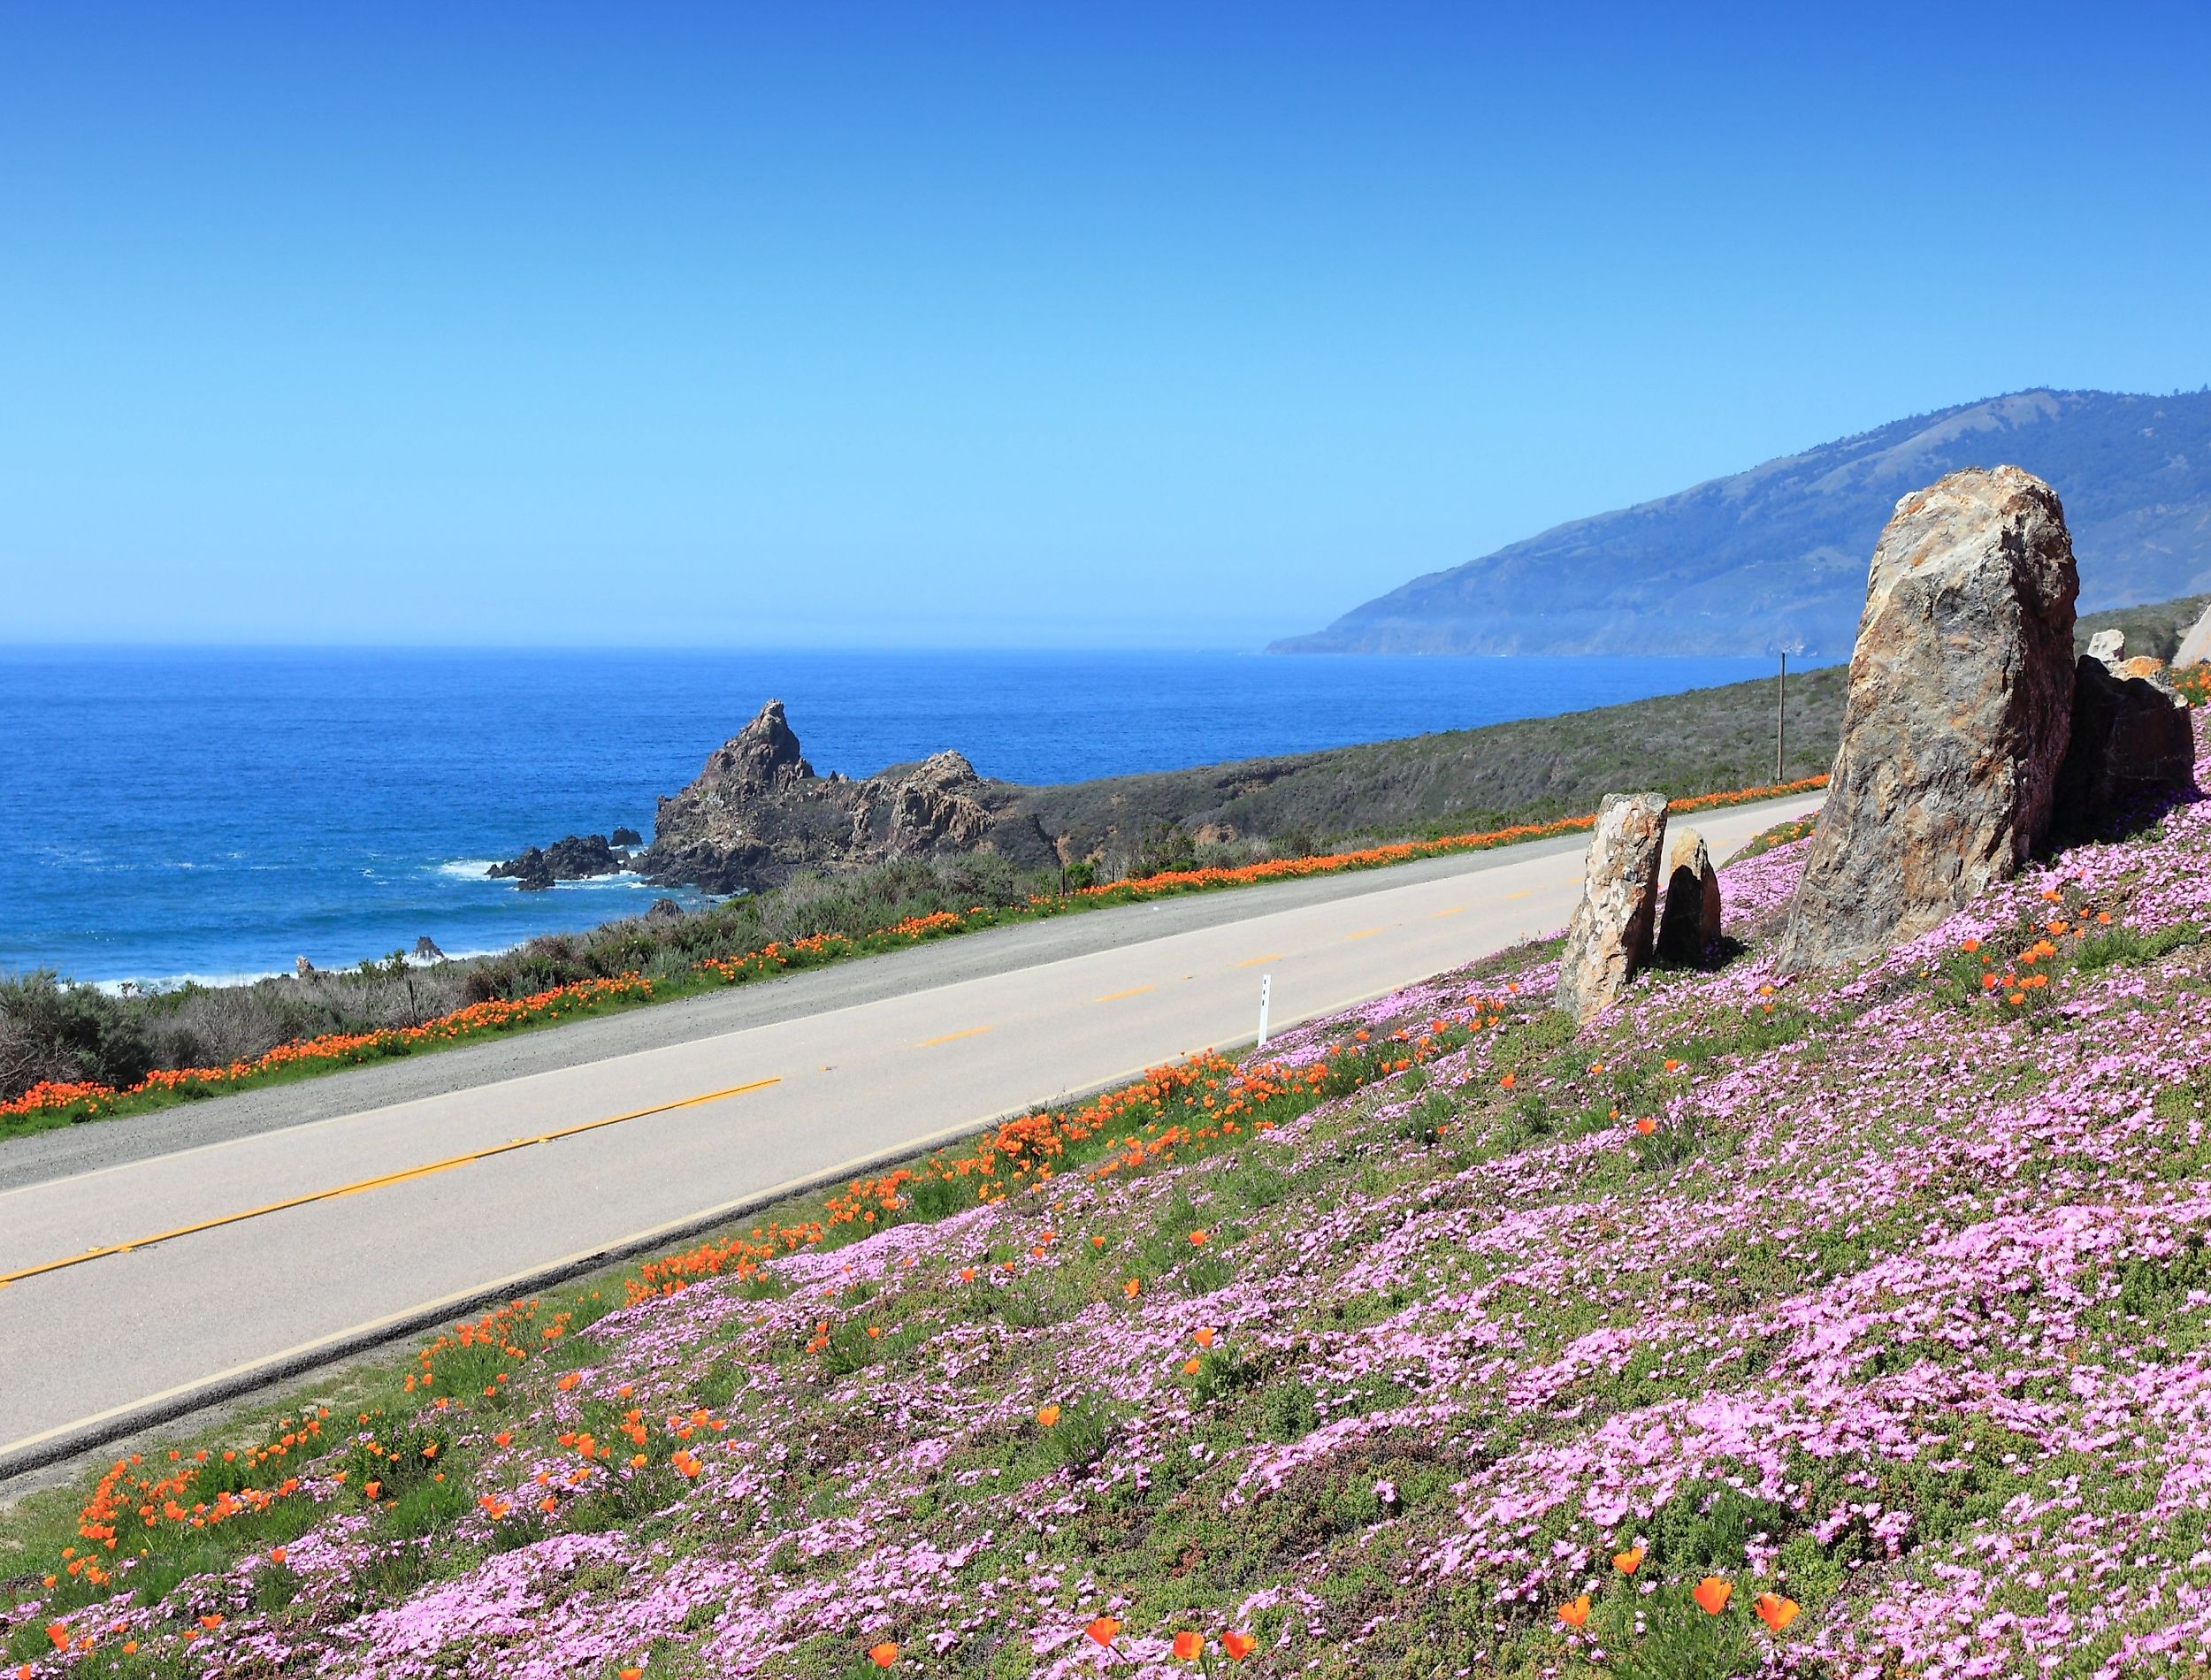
0, 1077, 779, 1291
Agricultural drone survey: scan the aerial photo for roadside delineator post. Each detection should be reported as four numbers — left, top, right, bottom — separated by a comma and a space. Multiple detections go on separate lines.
1258, 974, 1272, 1049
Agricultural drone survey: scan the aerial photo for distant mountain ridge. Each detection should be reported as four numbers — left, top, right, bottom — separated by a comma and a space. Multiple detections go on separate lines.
1270, 388, 2211, 657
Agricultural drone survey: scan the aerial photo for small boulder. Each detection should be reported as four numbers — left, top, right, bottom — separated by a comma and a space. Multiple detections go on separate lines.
412, 936, 446, 961
2086, 628, 2125, 664
1779, 467, 2078, 972
2176, 604, 2211, 669
2054, 654, 2195, 831
1655, 826, 1722, 964
1555, 791, 1668, 1023
2118, 655, 2169, 681
610, 826, 644, 848
644, 897, 686, 921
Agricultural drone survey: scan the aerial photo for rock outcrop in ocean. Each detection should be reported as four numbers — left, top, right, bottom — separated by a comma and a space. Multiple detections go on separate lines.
630, 701, 1058, 895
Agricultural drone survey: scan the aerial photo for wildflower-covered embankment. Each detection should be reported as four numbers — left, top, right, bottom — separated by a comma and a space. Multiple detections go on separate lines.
9, 732, 2211, 1676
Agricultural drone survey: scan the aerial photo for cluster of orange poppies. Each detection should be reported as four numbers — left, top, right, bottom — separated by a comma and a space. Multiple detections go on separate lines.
1557, 1549, 1801, 1641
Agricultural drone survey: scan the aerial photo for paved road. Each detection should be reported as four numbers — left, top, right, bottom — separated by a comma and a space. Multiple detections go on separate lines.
0, 796, 1817, 1470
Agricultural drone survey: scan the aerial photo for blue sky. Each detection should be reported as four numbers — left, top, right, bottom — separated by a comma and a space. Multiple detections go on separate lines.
4, 2, 2208, 648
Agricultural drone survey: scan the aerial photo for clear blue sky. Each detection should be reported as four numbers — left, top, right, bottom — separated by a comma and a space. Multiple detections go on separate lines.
5, 2, 2208, 648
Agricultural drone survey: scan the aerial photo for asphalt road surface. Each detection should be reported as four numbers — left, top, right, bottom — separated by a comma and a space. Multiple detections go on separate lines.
0, 795, 1817, 1471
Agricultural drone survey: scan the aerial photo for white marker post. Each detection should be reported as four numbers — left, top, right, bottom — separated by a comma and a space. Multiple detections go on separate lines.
1257, 974, 1272, 1049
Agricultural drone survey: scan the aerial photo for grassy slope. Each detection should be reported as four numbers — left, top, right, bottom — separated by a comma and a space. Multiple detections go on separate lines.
8, 733, 2211, 1677
1021, 664, 1846, 857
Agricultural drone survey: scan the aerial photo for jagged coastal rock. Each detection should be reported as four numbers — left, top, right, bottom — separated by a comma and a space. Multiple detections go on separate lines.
1655, 825, 1722, 964
632, 700, 1056, 895
1779, 466, 2080, 972
487, 833, 624, 890
610, 827, 643, 848
2055, 653, 2196, 829
1555, 790, 1668, 1023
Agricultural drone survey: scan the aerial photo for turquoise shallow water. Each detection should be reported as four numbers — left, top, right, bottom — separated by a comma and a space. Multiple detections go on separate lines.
0, 648, 1774, 983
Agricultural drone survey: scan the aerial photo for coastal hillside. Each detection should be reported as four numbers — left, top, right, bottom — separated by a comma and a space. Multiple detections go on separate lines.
9, 728, 2209, 1676
1271, 389, 2211, 657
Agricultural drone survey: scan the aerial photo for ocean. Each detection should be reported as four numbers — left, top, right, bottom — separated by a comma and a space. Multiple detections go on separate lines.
0, 648, 1775, 985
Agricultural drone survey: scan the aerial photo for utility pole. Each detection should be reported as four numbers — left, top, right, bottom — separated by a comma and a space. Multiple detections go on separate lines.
1776, 649, 1786, 783
1769, 654, 1786, 791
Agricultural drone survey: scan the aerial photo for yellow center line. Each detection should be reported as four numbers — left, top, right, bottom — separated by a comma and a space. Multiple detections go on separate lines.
1092, 985, 1155, 1003
1236, 953, 1282, 968
1503, 887, 1534, 901
919, 1025, 992, 1047
1430, 905, 1465, 919
1344, 927, 1385, 942
0, 1078, 780, 1291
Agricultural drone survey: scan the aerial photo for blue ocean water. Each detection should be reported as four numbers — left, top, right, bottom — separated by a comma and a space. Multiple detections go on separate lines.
0, 648, 1776, 985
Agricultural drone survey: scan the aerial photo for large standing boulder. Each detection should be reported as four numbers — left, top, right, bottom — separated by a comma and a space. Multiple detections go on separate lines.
2054, 654, 2195, 831
2176, 604, 2211, 669
1556, 791, 1668, 1023
1779, 467, 2079, 972
1655, 826, 1722, 964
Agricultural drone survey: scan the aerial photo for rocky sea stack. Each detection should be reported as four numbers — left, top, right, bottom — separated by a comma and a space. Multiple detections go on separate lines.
633, 701, 1058, 895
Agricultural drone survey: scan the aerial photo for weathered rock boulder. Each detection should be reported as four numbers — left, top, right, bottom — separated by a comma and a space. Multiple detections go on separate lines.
2177, 604, 2211, 669
610, 827, 643, 848
1556, 791, 1668, 1023
1779, 466, 2079, 972
412, 935, 446, 961
1655, 825, 1722, 964
2054, 654, 2195, 831
2086, 629, 2125, 664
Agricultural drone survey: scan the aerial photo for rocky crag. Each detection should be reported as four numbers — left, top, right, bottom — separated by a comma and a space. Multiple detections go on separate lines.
630, 701, 1058, 895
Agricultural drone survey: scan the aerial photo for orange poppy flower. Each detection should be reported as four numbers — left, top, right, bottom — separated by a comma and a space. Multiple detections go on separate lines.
868, 1642, 899, 1667
1189, 1230, 1209, 1247
1194, 1326, 1217, 1347
1694, 1577, 1733, 1615
1754, 1592, 1800, 1632
1499, 1073, 1516, 1089
1557, 1595, 1591, 1628
1037, 1404, 1061, 1427
1222, 1630, 1257, 1661
1123, 1279, 1142, 1299
1086, 1616, 1121, 1646
960, 1267, 977, 1283
1182, 1358, 1202, 1375
363, 1480, 382, 1501
197, 1615, 224, 1630
1173, 1631, 1204, 1661
621, 1669, 643, 1680
1634, 1117, 1656, 1135
1612, 1546, 1643, 1574
45, 1627, 68, 1652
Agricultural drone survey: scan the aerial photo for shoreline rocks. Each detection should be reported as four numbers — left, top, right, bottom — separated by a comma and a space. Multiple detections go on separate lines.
487, 833, 625, 890
1779, 467, 2079, 972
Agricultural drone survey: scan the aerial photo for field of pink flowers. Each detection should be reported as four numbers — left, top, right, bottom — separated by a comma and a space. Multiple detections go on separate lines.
6, 730, 2211, 1679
